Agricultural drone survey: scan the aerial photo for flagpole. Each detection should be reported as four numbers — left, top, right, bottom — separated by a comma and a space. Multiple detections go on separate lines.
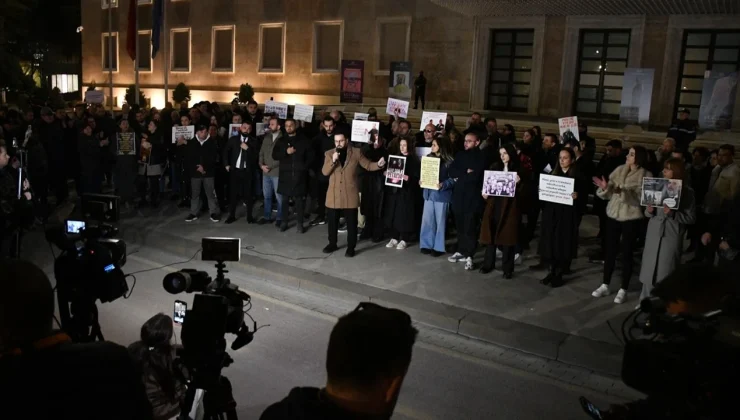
108, 1, 113, 112
134, 0, 140, 106
163, 0, 168, 106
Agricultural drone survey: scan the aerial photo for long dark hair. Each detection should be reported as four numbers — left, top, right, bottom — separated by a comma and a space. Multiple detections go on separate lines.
495, 143, 520, 172
553, 147, 576, 176
129, 313, 177, 398
432, 136, 455, 163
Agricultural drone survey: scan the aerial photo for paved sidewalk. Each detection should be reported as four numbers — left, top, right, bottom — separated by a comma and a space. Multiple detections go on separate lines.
110, 201, 637, 376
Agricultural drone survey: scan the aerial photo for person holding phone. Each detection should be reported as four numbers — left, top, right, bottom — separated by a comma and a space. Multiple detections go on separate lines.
128, 313, 186, 420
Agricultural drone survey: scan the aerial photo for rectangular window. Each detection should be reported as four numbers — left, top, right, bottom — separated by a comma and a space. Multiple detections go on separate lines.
51, 74, 79, 94
101, 0, 118, 8
573, 29, 631, 119
486, 29, 534, 112
674, 30, 740, 119
259, 23, 285, 73
212, 26, 235, 72
137, 30, 152, 71
375, 17, 411, 73
313, 21, 342, 73
101, 32, 119, 71
171, 28, 191, 72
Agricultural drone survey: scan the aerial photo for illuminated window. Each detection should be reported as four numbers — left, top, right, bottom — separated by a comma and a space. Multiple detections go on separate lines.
51, 75, 79, 94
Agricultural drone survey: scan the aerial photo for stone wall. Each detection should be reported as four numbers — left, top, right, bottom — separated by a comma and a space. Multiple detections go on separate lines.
538, 16, 566, 117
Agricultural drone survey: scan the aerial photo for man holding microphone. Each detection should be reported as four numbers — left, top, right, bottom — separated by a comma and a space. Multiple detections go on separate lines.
322, 131, 385, 257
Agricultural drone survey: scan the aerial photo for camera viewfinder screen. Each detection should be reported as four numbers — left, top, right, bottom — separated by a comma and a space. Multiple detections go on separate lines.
66, 220, 86, 234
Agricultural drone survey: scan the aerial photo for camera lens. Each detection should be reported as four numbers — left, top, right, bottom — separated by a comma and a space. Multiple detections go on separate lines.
163, 272, 189, 294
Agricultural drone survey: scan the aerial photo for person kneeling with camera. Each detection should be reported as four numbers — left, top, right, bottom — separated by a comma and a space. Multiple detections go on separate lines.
129, 313, 187, 420
260, 302, 418, 420
0, 259, 153, 419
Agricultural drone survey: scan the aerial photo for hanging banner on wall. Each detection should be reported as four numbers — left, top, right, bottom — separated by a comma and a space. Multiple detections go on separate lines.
389, 61, 413, 100
340, 60, 364, 103
620, 68, 655, 124
699, 71, 738, 130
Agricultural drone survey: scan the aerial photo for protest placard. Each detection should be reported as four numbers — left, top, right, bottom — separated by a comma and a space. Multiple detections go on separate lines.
256, 122, 266, 136
539, 174, 575, 206
293, 104, 314, 123
416, 147, 431, 159
641, 177, 683, 209
420, 156, 440, 190
482, 171, 516, 197
171, 125, 194, 144
265, 101, 288, 119
351, 120, 379, 143
386, 98, 409, 119
558, 116, 580, 143
228, 124, 240, 138
419, 112, 447, 132
85, 90, 104, 104
117, 132, 136, 156
353, 112, 369, 121
385, 155, 406, 188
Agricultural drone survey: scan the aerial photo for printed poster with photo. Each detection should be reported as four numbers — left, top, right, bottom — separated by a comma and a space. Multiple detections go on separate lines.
171, 125, 194, 144
641, 177, 683, 210
539, 174, 575, 206
420, 111, 447, 132
351, 120, 380, 143
620, 68, 655, 124
117, 132, 136, 156
340, 60, 364, 103
264, 101, 288, 119
389, 61, 413, 100
482, 170, 516, 197
558, 116, 580, 143
386, 98, 409, 119
293, 104, 314, 123
699, 71, 738, 130
229, 124, 240, 138
385, 155, 406, 188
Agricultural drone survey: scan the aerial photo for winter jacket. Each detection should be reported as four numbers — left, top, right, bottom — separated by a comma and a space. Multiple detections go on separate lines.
185, 135, 219, 178
596, 164, 651, 222
322, 147, 381, 209
259, 131, 282, 177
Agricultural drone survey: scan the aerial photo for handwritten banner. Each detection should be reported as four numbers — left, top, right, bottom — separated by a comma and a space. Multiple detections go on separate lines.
420, 156, 440, 190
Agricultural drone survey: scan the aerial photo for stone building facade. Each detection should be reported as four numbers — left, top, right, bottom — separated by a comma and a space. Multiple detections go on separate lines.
82, 0, 740, 128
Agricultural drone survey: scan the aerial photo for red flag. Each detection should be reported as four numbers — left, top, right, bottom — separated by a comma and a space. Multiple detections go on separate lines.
126, 0, 137, 61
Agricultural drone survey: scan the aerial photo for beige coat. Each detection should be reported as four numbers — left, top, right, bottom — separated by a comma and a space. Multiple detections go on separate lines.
596, 164, 651, 221
322, 147, 380, 209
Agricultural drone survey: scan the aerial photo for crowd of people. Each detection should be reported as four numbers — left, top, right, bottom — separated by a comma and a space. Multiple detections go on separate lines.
1, 100, 739, 306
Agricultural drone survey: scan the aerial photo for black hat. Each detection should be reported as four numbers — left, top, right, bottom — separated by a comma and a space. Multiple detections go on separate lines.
679, 108, 690, 114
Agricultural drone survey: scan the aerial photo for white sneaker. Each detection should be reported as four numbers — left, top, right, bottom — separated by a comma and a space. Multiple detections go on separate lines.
591, 284, 611, 298
396, 240, 407, 250
496, 249, 503, 258
386, 239, 399, 248
514, 253, 522, 265
614, 289, 627, 304
448, 252, 464, 263
464, 257, 474, 271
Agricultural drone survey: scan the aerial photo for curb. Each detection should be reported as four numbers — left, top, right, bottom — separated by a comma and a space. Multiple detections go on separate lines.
126, 229, 624, 377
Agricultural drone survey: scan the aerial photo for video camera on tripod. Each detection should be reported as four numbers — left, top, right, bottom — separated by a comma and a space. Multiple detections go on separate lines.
46, 194, 128, 342
163, 237, 257, 420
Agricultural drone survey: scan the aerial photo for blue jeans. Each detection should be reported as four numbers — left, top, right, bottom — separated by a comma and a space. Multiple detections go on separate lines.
420, 200, 449, 253
262, 175, 283, 220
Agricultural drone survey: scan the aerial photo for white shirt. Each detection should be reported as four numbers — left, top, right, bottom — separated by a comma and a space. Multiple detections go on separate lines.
197, 135, 210, 146
235, 135, 249, 168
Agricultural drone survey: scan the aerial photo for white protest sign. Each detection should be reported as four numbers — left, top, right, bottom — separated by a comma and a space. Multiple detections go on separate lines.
420, 112, 447, 131
351, 120, 380, 143
171, 125, 195, 144
539, 174, 575, 206
293, 104, 314, 123
416, 147, 431, 159
85, 90, 104, 104
256, 122, 266, 136
265, 101, 288, 119
558, 116, 580, 143
386, 98, 409, 118
354, 112, 369, 121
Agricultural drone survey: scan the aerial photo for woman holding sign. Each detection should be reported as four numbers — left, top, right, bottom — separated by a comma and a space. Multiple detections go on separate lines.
384, 138, 420, 250
592, 146, 651, 304
638, 158, 695, 303
419, 137, 456, 256
538, 148, 584, 288
478, 143, 528, 279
